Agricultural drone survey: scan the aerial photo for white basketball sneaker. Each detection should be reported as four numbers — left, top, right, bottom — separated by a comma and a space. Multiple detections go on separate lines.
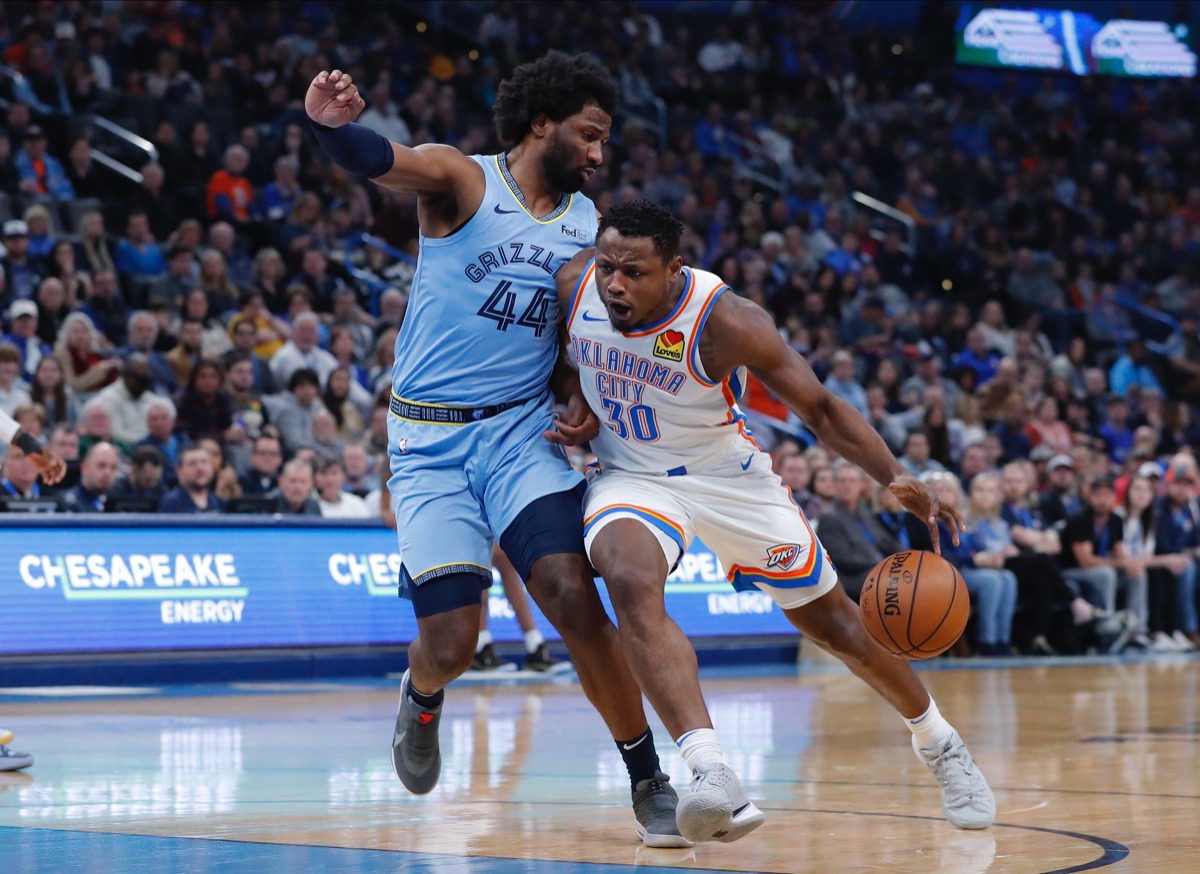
913, 729, 996, 829
675, 763, 764, 843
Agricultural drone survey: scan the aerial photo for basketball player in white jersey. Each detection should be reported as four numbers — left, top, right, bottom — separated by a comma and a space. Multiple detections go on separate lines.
555, 201, 995, 843
0, 407, 64, 771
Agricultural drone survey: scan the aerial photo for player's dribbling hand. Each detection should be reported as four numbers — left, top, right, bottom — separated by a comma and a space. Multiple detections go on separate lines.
26, 450, 66, 485
888, 475, 966, 556
543, 393, 600, 447
305, 70, 366, 128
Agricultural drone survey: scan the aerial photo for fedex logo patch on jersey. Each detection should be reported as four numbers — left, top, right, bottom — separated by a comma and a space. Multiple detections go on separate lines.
653, 330, 686, 362
765, 543, 804, 571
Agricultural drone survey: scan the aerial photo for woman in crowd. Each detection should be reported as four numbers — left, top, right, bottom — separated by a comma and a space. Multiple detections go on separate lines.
53, 313, 120, 396
321, 367, 366, 442
177, 359, 233, 443
180, 289, 233, 358
23, 204, 56, 261
75, 210, 115, 276
47, 239, 92, 308
27, 355, 80, 429
251, 247, 289, 315
198, 250, 241, 317
1120, 474, 1196, 652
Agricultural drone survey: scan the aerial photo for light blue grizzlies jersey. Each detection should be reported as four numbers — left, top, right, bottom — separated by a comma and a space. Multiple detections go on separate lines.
391, 154, 598, 406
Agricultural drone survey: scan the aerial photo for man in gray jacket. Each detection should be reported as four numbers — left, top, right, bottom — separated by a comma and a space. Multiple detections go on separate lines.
816, 462, 903, 601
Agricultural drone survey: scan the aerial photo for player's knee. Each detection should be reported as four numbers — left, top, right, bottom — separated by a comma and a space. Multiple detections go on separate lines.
603, 564, 665, 620
422, 636, 477, 679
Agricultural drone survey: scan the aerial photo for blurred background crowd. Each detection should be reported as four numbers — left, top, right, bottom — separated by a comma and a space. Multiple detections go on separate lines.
0, 1, 1197, 656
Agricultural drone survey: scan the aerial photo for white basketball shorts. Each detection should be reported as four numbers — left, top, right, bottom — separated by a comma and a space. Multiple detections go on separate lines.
582, 452, 838, 609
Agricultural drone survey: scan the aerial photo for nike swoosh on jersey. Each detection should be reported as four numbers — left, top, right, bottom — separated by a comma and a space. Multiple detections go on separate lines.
580, 311, 608, 322
740, 455, 754, 470
494, 204, 519, 215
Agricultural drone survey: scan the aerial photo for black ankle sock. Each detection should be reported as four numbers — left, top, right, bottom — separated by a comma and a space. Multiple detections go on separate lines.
405, 676, 444, 709
615, 728, 661, 789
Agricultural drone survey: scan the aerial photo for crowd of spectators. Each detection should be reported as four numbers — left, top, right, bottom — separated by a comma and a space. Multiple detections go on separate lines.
0, 2, 1197, 654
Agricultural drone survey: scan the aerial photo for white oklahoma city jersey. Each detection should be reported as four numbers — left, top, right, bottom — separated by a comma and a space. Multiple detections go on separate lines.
565, 261, 752, 473
566, 260, 838, 611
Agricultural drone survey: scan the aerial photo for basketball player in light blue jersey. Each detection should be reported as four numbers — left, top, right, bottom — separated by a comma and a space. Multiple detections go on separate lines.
305, 53, 687, 846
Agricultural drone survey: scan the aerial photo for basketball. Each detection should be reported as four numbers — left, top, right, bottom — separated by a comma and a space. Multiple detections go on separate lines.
859, 551, 969, 660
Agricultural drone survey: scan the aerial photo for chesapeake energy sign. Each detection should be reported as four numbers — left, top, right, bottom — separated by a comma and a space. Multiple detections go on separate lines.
4, 525, 797, 655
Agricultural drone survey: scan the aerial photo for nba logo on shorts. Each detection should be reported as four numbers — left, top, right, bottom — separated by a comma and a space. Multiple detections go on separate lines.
653, 330, 685, 362
765, 543, 802, 570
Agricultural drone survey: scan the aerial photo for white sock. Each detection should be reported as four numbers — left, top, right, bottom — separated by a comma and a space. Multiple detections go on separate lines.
475, 629, 492, 653
523, 629, 544, 654
675, 727, 727, 773
905, 697, 955, 749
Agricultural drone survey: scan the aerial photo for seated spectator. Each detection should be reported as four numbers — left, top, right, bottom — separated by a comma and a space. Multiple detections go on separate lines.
118, 310, 178, 396
78, 269, 129, 346
23, 205, 56, 263
5, 300, 51, 381
1098, 395, 1134, 464
76, 210, 116, 277
15, 125, 74, 200
0, 444, 45, 501
898, 431, 946, 478
148, 245, 197, 309
57, 441, 119, 512
1025, 398, 1074, 455
206, 144, 254, 222
110, 445, 168, 505
222, 316, 278, 394
315, 457, 370, 518
176, 359, 233, 442
179, 290, 233, 358
311, 408, 344, 458
84, 354, 174, 446
251, 247, 289, 315
114, 212, 167, 284
2, 220, 43, 301
342, 442, 379, 497
1155, 466, 1200, 650
952, 329, 1001, 385
327, 291, 375, 367
259, 156, 303, 222
40, 424, 80, 494
816, 463, 901, 601
199, 437, 242, 504
233, 293, 288, 359
289, 248, 345, 312
270, 313, 337, 387
13, 402, 48, 447
270, 368, 324, 452
1109, 339, 1164, 398
0, 342, 32, 418
28, 355, 80, 429
239, 434, 283, 495
322, 367, 366, 440
267, 457, 320, 515
133, 400, 181, 482
197, 251, 240, 318
1038, 454, 1082, 527
823, 350, 868, 417
36, 275, 74, 346
166, 318, 205, 388
1059, 475, 1140, 625
206, 222, 253, 288
158, 444, 225, 514
225, 354, 271, 440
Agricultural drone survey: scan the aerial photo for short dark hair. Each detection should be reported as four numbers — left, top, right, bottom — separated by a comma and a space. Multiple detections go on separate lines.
492, 51, 618, 146
597, 200, 685, 261
288, 368, 320, 391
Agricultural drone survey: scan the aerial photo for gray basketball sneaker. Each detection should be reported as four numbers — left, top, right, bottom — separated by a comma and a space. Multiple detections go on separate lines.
391, 669, 441, 795
913, 729, 996, 829
632, 770, 693, 848
675, 763, 764, 843
0, 745, 32, 772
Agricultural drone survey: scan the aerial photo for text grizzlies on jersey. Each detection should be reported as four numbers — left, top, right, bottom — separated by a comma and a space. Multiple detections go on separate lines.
463, 242, 559, 283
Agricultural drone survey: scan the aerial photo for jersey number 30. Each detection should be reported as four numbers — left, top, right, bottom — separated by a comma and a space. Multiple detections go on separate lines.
601, 398, 660, 442
477, 281, 552, 337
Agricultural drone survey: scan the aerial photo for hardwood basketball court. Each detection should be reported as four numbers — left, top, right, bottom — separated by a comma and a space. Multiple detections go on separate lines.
0, 656, 1196, 872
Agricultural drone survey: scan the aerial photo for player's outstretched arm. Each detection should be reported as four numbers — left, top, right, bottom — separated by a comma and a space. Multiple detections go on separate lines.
0, 409, 66, 485
305, 70, 483, 203
698, 293, 964, 552
544, 250, 599, 446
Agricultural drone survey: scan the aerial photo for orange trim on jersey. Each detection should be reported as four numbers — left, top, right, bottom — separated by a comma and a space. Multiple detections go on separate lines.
584, 502, 686, 542
622, 268, 696, 338
720, 376, 763, 452
725, 499, 819, 582
565, 260, 596, 331
685, 285, 728, 387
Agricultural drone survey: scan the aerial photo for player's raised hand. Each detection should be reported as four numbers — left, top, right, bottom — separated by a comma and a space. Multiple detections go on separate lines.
13, 445, 67, 485
305, 70, 366, 128
543, 393, 600, 447
888, 474, 965, 555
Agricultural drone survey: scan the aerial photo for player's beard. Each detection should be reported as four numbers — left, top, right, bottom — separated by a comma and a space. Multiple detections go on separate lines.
542, 133, 587, 194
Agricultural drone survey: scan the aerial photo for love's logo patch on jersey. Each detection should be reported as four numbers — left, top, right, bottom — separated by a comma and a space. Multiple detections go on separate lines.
653, 330, 686, 362
765, 543, 803, 571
